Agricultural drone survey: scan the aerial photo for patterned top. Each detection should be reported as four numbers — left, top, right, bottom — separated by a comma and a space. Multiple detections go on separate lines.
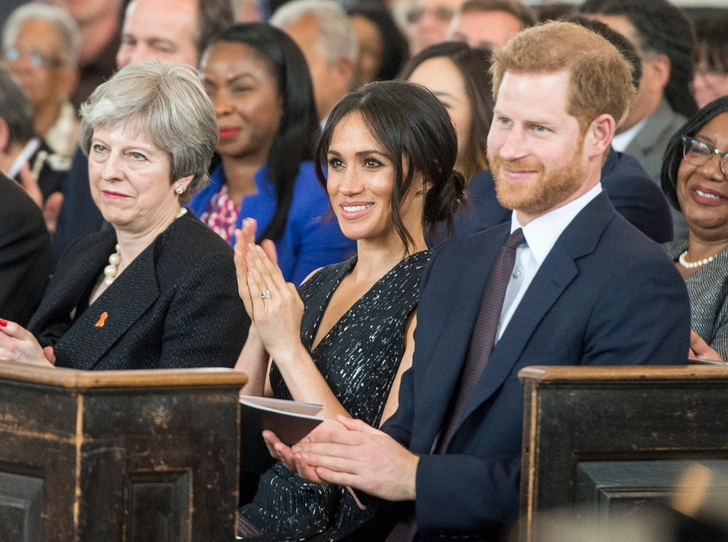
200, 184, 239, 243
665, 241, 728, 358
239, 250, 432, 540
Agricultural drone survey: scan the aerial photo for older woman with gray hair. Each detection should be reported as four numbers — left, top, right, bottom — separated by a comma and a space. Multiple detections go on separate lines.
2, 4, 80, 159
0, 60, 249, 371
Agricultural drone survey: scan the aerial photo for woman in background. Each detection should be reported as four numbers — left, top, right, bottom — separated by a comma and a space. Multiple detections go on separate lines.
693, 16, 728, 109
235, 81, 466, 540
662, 96, 728, 361
400, 41, 492, 182
346, 1, 409, 89
190, 23, 355, 285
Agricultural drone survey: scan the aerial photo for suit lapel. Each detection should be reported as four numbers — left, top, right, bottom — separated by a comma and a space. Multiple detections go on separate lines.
450, 193, 617, 442
59, 241, 160, 370
411, 228, 508, 450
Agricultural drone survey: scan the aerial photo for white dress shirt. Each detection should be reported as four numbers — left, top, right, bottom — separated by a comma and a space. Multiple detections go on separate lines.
495, 183, 603, 342
611, 118, 647, 152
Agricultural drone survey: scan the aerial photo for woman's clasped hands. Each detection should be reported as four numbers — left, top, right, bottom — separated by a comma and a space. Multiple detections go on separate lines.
234, 218, 304, 361
0, 319, 55, 366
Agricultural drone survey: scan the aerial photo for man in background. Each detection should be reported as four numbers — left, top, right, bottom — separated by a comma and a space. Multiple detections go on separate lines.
581, 0, 697, 241
447, 0, 535, 50
271, 0, 356, 124
0, 66, 50, 327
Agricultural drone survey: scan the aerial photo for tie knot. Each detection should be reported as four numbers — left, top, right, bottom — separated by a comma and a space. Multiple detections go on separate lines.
505, 228, 526, 250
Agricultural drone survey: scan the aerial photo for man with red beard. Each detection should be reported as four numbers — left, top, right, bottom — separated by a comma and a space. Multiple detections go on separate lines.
270, 21, 691, 541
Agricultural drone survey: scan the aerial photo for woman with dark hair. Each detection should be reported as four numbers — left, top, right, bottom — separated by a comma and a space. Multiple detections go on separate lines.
234, 80, 466, 539
189, 23, 354, 285
693, 16, 728, 109
661, 96, 728, 361
400, 41, 492, 182
345, 1, 409, 88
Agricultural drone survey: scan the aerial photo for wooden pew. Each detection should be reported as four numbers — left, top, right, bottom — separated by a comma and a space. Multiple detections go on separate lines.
518, 365, 728, 541
0, 361, 246, 542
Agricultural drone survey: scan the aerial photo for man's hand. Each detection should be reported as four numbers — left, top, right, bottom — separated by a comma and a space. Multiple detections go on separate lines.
263, 419, 346, 483
293, 415, 419, 501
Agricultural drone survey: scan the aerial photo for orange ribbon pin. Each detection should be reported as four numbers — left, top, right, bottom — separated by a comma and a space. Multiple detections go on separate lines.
95, 312, 108, 327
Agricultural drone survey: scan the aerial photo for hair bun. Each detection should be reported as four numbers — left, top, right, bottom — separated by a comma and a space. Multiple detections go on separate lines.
423, 169, 468, 237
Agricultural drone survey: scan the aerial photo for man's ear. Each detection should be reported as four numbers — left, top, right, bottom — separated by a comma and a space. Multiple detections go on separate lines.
586, 113, 616, 159
59, 66, 80, 99
335, 57, 355, 88
645, 54, 671, 93
0, 118, 10, 154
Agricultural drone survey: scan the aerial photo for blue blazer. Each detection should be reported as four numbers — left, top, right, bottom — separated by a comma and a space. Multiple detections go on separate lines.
189, 162, 355, 285
443, 148, 674, 245
381, 192, 690, 539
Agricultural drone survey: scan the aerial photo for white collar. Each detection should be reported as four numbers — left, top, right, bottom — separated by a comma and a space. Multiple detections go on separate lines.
9, 137, 41, 178
611, 118, 647, 152
511, 183, 603, 265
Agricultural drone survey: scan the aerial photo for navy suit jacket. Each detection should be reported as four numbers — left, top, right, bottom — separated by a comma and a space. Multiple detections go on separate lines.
442, 148, 673, 245
381, 192, 690, 540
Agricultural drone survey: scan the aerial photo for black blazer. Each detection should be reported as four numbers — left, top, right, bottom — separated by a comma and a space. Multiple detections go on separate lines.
0, 173, 51, 326
29, 213, 249, 370
381, 193, 690, 540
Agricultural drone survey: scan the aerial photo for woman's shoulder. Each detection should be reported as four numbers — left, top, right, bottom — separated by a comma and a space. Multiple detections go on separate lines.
154, 214, 235, 275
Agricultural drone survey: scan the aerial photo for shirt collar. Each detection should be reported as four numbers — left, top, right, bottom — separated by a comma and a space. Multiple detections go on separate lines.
9, 137, 41, 178
510, 183, 603, 264
611, 117, 647, 152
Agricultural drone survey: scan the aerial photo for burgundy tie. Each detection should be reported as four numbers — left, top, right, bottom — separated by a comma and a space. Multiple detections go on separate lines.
386, 228, 526, 542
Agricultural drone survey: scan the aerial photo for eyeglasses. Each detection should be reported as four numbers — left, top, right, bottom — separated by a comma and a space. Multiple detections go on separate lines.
406, 6, 455, 24
682, 135, 728, 178
2, 47, 62, 69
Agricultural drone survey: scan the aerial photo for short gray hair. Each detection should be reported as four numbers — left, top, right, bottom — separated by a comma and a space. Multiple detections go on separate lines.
2, 4, 81, 67
0, 65, 34, 148
270, 0, 356, 65
79, 61, 218, 203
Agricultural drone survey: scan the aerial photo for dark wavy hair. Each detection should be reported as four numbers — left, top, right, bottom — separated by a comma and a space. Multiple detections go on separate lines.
399, 42, 493, 181
662, 95, 728, 211
207, 23, 319, 243
315, 81, 467, 250
345, 1, 409, 82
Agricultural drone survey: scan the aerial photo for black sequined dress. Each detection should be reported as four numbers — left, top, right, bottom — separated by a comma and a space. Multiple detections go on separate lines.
239, 250, 431, 541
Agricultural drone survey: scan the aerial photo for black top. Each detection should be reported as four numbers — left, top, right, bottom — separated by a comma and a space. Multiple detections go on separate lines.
0, 172, 50, 326
240, 250, 431, 540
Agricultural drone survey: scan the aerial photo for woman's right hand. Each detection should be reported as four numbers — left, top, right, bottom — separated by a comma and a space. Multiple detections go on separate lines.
0, 319, 54, 366
234, 219, 258, 318
689, 330, 724, 361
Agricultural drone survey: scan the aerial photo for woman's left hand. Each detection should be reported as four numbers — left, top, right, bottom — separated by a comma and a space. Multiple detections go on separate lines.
0, 319, 55, 366
245, 244, 304, 360
689, 330, 724, 361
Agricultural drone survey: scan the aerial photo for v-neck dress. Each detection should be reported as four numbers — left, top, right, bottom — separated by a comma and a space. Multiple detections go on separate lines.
239, 250, 431, 540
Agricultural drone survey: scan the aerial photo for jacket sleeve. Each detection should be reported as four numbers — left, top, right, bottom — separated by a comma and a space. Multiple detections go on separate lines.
159, 251, 250, 368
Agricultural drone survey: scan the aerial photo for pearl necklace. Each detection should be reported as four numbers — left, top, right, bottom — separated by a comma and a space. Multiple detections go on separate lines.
678, 250, 715, 269
103, 207, 188, 286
